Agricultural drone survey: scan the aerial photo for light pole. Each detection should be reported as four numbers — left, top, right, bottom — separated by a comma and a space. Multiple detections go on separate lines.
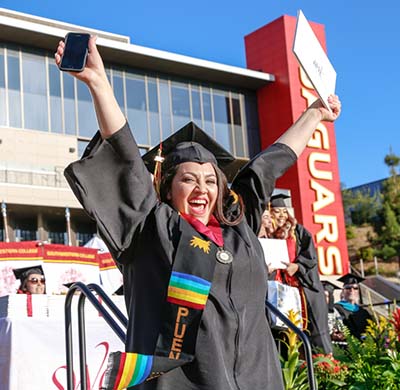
1, 201, 10, 242
65, 207, 72, 246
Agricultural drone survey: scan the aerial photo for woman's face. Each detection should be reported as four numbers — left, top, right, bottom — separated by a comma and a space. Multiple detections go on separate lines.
168, 162, 218, 225
271, 207, 289, 227
261, 210, 274, 232
24, 273, 46, 294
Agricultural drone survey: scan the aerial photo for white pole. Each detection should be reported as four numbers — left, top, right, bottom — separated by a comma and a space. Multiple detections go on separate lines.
65, 207, 72, 246
1, 201, 10, 242
374, 256, 379, 275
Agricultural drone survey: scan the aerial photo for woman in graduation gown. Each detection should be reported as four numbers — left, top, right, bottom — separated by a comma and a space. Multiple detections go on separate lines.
55, 37, 341, 390
269, 196, 333, 354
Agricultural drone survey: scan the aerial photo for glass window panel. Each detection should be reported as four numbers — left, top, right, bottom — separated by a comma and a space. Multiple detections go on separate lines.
213, 93, 232, 152
0, 50, 6, 126
15, 229, 38, 241
112, 70, 125, 114
22, 51, 48, 131
231, 97, 245, 157
77, 82, 97, 138
63, 72, 76, 135
171, 82, 190, 131
159, 79, 172, 137
191, 88, 201, 121
75, 220, 96, 246
231, 97, 241, 126
201, 90, 213, 136
244, 92, 260, 157
126, 74, 148, 145
47, 218, 66, 245
78, 140, 89, 158
14, 216, 37, 242
48, 231, 67, 245
49, 63, 63, 133
148, 78, 160, 145
7, 51, 22, 128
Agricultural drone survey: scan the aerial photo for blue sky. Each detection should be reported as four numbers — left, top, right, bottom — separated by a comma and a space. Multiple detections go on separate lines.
1, 0, 399, 188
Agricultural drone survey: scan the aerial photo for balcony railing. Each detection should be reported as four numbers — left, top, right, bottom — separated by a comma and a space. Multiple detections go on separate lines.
0, 167, 68, 188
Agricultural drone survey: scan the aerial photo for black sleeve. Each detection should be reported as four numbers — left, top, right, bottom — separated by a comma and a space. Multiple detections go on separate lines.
295, 224, 320, 291
64, 122, 157, 261
231, 143, 297, 234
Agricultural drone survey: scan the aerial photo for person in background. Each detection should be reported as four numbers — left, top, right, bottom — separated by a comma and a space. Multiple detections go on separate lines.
56, 35, 341, 390
13, 265, 46, 295
258, 208, 275, 239
269, 193, 332, 354
322, 280, 345, 343
334, 273, 372, 339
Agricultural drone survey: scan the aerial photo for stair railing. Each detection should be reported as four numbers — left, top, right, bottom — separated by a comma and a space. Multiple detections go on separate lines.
64, 282, 128, 390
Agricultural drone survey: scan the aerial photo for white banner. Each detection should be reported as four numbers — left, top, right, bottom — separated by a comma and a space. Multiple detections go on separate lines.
0, 317, 125, 390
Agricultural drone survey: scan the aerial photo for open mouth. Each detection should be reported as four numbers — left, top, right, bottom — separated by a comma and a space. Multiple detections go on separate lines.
188, 199, 208, 214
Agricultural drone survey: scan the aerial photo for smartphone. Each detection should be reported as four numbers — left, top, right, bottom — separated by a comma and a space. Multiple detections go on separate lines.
59, 32, 90, 72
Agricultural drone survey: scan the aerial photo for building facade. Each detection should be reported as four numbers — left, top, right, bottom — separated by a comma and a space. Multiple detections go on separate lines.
0, 8, 348, 275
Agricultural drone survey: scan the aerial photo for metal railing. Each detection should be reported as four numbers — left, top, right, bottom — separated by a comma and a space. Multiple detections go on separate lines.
64, 283, 317, 390
64, 282, 128, 390
266, 301, 317, 390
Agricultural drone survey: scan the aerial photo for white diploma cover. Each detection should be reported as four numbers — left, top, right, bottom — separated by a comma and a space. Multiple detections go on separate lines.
258, 238, 290, 269
293, 10, 337, 112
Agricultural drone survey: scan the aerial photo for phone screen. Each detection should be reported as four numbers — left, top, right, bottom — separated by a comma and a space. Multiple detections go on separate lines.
59, 33, 90, 72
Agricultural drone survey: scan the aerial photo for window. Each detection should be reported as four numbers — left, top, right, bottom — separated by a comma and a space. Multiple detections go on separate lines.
171, 82, 190, 131
14, 216, 37, 242
148, 77, 160, 145
77, 81, 97, 138
8, 50, 22, 128
49, 63, 63, 133
126, 73, 148, 145
112, 70, 125, 114
213, 92, 232, 152
63, 72, 76, 135
0, 48, 6, 126
22, 51, 48, 131
191, 87, 202, 121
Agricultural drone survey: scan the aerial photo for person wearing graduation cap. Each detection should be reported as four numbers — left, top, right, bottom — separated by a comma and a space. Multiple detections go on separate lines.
268, 193, 333, 354
56, 36, 341, 390
321, 281, 345, 341
13, 265, 46, 295
334, 273, 372, 339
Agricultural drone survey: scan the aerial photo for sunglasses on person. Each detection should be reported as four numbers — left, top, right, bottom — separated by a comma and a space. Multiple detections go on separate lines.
343, 285, 359, 291
27, 277, 46, 284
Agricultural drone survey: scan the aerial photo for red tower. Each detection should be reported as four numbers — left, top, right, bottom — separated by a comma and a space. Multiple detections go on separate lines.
245, 15, 349, 275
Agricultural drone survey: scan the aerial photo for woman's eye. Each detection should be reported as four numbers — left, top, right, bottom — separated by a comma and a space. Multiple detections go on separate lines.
183, 177, 195, 183
206, 180, 216, 185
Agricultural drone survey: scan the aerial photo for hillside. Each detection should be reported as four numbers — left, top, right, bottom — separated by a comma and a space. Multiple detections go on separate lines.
346, 225, 399, 279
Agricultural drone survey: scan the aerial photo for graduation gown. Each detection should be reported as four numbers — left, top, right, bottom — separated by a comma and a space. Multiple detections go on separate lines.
334, 302, 372, 339
64, 122, 297, 390
294, 224, 332, 354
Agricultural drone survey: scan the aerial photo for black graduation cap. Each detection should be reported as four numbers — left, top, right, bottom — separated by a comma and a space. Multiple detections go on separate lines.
321, 280, 341, 293
337, 273, 365, 286
270, 193, 291, 208
13, 265, 44, 283
142, 121, 246, 182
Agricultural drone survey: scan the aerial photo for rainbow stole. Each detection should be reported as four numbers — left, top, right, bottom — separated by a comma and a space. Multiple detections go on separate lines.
103, 217, 218, 390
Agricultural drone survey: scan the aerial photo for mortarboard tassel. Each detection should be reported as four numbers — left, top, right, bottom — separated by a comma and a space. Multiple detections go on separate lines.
153, 145, 164, 199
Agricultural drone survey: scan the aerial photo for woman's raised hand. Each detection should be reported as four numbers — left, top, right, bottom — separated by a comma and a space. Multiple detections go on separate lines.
54, 35, 107, 87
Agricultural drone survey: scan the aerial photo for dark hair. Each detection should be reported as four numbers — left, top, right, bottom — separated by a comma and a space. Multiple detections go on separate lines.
159, 162, 244, 226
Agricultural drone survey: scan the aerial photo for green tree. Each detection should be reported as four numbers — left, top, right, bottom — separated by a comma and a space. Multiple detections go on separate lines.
342, 186, 380, 226
372, 150, 400, 260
